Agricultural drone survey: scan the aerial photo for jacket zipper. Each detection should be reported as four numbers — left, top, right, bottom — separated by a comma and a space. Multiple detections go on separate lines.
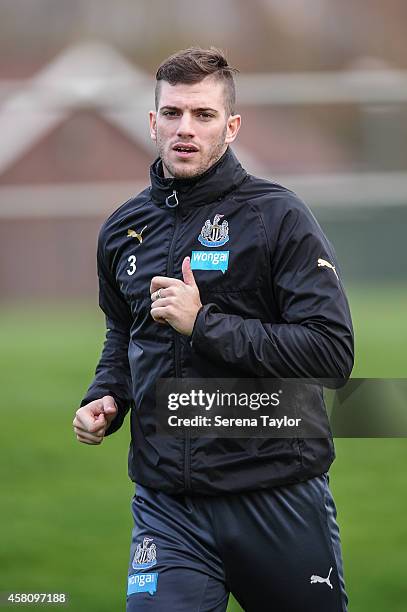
165, 191, 192, 491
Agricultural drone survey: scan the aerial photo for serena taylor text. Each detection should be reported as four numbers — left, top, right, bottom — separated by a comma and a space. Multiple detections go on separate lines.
168, 415, 302, 428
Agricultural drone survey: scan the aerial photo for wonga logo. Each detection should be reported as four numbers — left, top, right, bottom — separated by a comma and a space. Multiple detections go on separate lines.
191, 250, 229, 274
127, 572, 158, 596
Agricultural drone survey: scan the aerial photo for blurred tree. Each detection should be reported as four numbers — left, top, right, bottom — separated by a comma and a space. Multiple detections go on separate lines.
2, 0, 407, 72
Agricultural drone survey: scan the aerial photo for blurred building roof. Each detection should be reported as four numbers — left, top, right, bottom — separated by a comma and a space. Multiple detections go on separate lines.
1, 41, 407, 216
1, 41, 369, 185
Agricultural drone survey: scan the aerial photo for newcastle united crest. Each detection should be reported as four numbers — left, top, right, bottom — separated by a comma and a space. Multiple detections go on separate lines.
198, 214, 229, 248
132, 537, 157, 570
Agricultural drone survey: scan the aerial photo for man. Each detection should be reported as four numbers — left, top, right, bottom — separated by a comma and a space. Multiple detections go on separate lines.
73, 47, 353, 611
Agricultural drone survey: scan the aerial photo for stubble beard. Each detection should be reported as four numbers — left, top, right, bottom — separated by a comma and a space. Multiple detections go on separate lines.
157, 124, 228, 180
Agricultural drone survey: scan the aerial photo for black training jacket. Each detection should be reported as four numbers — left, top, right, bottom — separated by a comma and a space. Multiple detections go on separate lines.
81, 147, 354, 495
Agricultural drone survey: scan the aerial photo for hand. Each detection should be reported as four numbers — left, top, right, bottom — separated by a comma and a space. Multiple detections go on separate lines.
150, 256, 202, 336
73, 395, 118, 445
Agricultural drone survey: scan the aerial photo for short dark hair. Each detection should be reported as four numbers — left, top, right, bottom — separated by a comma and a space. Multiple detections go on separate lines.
155, 47, 239, 116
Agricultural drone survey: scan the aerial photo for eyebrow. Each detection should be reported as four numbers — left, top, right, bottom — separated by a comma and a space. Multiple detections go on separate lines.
160, 105, 219, 114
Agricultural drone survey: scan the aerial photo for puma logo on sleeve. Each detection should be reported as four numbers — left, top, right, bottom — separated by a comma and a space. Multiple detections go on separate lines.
317, 258, 338, 280
310, 566, 333, 589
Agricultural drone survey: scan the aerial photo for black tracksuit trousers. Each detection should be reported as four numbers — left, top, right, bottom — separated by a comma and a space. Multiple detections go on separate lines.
126, 473, 347, 612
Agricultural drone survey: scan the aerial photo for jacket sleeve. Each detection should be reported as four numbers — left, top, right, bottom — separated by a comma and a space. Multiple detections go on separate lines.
80, 235, 133, 435
191, 197, 354, 383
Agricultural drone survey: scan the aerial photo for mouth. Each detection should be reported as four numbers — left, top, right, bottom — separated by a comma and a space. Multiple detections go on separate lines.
172, 143, 199, 159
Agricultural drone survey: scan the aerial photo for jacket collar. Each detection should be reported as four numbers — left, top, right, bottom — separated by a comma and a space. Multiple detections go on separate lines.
149, 147, 247, 209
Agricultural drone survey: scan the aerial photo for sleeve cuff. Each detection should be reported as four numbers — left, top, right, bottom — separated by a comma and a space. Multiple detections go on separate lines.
190, 303, 221, 349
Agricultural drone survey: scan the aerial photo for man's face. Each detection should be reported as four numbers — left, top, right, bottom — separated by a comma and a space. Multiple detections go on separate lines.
149, 75, 241, 179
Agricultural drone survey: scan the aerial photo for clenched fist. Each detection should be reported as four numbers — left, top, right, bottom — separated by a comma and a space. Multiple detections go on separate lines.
150, 256, 202, 335
73, 395, 117, 445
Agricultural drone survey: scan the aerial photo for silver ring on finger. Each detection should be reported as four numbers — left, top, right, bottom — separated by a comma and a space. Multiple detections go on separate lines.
156, 289, 162, 300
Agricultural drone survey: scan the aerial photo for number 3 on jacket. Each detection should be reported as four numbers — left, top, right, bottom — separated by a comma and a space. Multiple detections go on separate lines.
127, 255, 137, 276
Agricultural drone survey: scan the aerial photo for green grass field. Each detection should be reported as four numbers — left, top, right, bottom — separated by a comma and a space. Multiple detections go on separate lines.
1, 284, 406, 611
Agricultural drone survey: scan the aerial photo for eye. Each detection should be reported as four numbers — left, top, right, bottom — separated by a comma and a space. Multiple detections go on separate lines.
198, 112, 213, 119
162, 110, 178, 117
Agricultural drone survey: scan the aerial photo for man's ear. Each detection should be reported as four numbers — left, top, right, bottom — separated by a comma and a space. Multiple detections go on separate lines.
149, 110, 157, 142
225, 114, 241, 145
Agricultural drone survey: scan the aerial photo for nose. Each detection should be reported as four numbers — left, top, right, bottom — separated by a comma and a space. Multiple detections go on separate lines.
176, 112, 195, 139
